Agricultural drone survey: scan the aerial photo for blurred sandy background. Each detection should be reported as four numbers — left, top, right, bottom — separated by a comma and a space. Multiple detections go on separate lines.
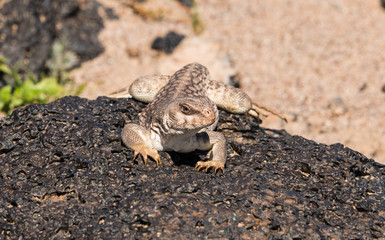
70, 0, 385, 164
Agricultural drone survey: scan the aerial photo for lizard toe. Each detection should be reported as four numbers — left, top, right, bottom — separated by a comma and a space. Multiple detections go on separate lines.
131, 144, 161, 167
195, 160, 224, 173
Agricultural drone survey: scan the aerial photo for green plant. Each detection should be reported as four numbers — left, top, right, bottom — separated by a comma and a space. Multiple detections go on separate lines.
46, 38, 78, 83
0, 76, 63, 113
0, 52, 84, 115
0, 57, 23, 88
191, 3, 204, 35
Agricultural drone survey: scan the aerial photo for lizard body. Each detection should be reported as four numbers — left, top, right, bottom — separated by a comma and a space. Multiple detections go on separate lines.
115, 62, 285, 172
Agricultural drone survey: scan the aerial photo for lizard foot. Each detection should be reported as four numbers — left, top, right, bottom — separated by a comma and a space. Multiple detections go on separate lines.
132, 144, 161, 167
195, 160, 224, 173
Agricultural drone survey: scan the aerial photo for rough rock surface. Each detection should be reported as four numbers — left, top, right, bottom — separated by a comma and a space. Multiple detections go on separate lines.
0, 96, 384, 239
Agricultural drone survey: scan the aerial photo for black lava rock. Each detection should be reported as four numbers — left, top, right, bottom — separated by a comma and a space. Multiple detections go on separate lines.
0, 96, 384, 239
0, 0, 115, 82
151, 31, 185, 54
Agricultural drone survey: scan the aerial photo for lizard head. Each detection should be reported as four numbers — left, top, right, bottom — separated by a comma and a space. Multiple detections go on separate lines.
165, 97, 218, 133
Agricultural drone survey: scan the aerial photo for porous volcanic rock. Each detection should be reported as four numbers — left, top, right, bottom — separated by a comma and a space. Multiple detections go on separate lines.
0, 96, 384, 239
0, 0, 114, 85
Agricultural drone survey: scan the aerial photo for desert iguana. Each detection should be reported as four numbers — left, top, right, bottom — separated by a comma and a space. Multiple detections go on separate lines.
110, 63, 286, 172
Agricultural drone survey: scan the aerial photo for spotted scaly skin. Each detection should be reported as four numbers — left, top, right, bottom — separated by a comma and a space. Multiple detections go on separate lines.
121, 63, 226, 172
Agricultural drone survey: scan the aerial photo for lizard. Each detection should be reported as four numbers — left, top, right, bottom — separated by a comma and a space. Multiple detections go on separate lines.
111, 62, 286, 172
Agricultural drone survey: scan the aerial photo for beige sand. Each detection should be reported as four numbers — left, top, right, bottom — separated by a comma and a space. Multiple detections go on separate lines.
71, 0, 385, 164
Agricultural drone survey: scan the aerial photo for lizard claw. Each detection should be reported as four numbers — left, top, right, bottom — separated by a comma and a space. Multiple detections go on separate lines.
132, 145, 161, 167
195, 160, 224, 173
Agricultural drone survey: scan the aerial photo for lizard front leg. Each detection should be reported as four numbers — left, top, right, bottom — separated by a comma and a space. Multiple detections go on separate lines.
194, 131, 227, 173
121, 123, 161, 166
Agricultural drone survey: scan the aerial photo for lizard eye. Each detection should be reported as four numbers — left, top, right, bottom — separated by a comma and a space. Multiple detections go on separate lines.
180, 104, 192, 115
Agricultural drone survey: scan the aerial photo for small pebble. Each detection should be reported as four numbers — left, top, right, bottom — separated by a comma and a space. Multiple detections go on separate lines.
359, 83, 367, 91
151, 31, 185, 54
178, 0, 195, 8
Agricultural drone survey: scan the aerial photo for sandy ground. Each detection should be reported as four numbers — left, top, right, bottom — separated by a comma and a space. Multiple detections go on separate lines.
71, 0, 385, 164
